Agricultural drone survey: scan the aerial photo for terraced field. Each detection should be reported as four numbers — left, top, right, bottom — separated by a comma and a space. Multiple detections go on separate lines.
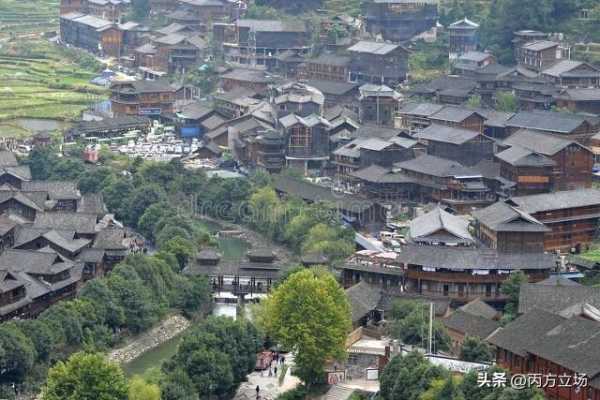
0, 40, 107, 132
0, 0, 109, 132
0, 0, 59, 39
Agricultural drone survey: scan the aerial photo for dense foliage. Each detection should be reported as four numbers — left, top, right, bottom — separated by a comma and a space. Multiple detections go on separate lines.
42, 352, 128, 400
380, 353, 545, 400
259, 268, 351, 386
460, 336, 493, 363
440, 0, 598, 64
500, 271, 527, 324
0, 253, 211, 394
388, 300, 451, 352
248, 185, 355, 262
161, 317, 261, 398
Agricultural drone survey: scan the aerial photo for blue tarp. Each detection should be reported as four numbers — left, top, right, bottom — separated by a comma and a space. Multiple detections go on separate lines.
181, 126, 201, 138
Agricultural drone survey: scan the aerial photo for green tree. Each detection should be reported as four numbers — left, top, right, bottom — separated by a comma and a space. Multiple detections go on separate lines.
160, 236, 196, 271
460, 336, 493, 363
389, 300, 451, 352
42, 352, 127, 400
163, 317, 259, 397
128, 376, 160, 400
500, 271, 527, 323
26, 147, 57, 179
79, 279, 126, 331
135, 202, 175, 240
50, 158, 85, 180
106, 270, 161, 333
160, 369, 198, 400
495, 91, 519, 113
466, 95, 482, 108
175, 275, 212, 316
260, 268, 351, 385
18, 319, 55, 361
78, 167, 113, 194
126, 184, 166, 227
301, 223, 354, 262
421, 376, 464, 400
480, 0, 554, 63
0, 323, 36, 384
102, 177, 134, 218
379, 352, 447, 400
248, 186, 285, 239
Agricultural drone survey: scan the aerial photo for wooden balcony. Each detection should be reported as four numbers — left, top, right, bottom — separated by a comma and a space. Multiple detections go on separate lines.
405, 269, 548, 284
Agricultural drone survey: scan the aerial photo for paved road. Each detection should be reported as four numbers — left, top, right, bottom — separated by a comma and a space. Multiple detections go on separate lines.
234, 354, 301, 400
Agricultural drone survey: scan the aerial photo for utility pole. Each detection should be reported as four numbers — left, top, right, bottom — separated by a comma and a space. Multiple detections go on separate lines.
428, 302, 433, 354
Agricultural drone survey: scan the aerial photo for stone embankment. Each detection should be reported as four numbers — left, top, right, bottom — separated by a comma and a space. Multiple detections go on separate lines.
108, 314, 190, 364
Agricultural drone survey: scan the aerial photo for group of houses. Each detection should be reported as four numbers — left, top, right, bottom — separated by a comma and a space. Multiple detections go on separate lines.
0, 151, 129, 322
343, 205, 600, 399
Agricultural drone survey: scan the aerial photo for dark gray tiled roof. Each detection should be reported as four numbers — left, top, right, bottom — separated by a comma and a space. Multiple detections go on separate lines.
397, 102, 445, 117
409, 207, 473, 244
22, 181, 80, 200
0, 191, 44, 212
495, 146, 556, 167
305, 79, 358, 96
395, 244, 556, 271
506, 111, 588, 134
458, 51, 492, 63
555, 88, 600, 101
0, 270, 26, 294
345, 281, 383, 323
509, 189, 600, 214
527, 316, 600, 384
179, 101, 214, 120
350, 165, 415, 184
472, 201, 549, 233
306, 54, 351, 67
411, 76, 477, 95
0, 165, 32, 181
77, 193, 107, 216
417, 124, 480, 145
518, 284, 600, 314
430, 107, 484, 123
272, 174, 376, 214
78, 248, 105, 263
502, 129, 582, 156
443, 310, 500, 339
486, 309, 565, 357
0, 215, 16, 236
0, 249, 73, 275
93, 228, 126, 250
535, 275, 581, 287
459, 298, 499, 320
394, 154, 478, 178
221, 69, 274, 83
34, 212, 97, 235
111, 79, 174, 94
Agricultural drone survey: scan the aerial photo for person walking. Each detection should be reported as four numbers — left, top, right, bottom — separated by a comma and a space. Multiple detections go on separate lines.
256, 385, 260, 400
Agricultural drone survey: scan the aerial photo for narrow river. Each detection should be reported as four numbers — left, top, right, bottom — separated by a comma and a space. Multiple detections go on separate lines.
121, 219, 247, 377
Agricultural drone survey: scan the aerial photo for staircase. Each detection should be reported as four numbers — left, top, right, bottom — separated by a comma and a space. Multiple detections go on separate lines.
323, 385, 355, 400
